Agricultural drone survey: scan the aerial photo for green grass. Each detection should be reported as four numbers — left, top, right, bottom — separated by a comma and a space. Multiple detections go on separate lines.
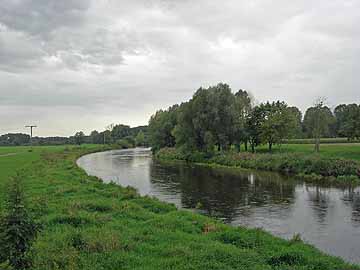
284, 137, 360, 144
256, 143, 360, 161
0, 145, 359, 269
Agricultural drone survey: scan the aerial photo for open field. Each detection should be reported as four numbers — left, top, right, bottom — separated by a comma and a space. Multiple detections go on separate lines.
256, 143, 360, 161
0, 145, 358, 269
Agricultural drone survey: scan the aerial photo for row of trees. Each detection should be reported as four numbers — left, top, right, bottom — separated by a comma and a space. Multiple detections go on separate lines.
0, 134, 74, 146
148, 83, 360, 153
0, 125, 148, 147
74, 125, 148, 147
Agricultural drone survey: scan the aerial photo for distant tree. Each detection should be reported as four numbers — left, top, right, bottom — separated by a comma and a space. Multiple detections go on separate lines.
303, 98, 335, 152
173, 83, 237, 152
233, 89, 253, 151
135, 131, 145, 146
148, 105, 178, 152
246, 106, 264, 153
258, 101, 298, 152
111, 124, 131, 142
0, 133, 30, 146
100, 130, 112, 145
74, 131, 85, 146
334, 104, 360, 140
89, 130, 103, 144
288, 106, 303, 138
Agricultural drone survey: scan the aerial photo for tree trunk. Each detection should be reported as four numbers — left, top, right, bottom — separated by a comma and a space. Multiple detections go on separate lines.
314, 136, 320, 153
251, 143, 255, 153
245, 141, 248, 152
269, 142, 272, 153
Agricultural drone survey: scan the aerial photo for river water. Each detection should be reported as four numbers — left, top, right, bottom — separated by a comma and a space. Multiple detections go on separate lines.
77, 148, 360, 264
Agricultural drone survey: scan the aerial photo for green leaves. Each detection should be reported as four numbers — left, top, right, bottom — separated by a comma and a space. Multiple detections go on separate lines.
0, 176, 40, 269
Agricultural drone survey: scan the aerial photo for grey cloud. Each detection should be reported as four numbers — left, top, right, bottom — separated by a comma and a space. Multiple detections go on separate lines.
0, 0, 359, 136
0, 0, 90, 35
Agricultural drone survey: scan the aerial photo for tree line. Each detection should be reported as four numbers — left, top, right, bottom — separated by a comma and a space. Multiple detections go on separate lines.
73, 124, 148, 147
0, 125, 149, 147
148, 83, 360, 153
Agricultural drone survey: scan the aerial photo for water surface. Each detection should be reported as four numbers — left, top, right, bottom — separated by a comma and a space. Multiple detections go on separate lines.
77, 148, 360, 263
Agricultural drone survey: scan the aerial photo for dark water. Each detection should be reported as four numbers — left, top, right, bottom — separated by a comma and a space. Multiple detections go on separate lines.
77, 148, 360, 264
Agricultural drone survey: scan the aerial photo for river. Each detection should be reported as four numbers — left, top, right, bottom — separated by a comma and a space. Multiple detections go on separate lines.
77, 148, 360, 264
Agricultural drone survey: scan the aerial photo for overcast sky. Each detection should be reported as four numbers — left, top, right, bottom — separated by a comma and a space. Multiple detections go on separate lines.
0, 0, 359, 136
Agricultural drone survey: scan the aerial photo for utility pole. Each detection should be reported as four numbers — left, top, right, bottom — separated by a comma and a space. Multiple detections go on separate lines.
25, 125, 37, 146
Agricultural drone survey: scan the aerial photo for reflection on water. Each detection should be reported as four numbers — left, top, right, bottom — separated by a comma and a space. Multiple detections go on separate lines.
77, 148, 360, 263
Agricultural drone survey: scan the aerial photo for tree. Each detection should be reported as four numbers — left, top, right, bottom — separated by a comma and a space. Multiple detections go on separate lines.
74, 131, 85, 146
148, 105, 178, 152
258, 101, 298, 152
111, 124, 131, 142
0, 134, 30, 146
135, 131, 145, 146
233, 89, 253, 151
246, 105, 264, 153
0, 176, 39, 269
334, 104, 360, 140
288, 106, 303, 138
303, 98, 335, 152
89, 130, 103, 144
173, 83, 238, 152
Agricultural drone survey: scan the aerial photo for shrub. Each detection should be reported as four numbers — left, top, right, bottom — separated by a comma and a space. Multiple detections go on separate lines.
155, 147, 360, 182
0, 176, 40, 269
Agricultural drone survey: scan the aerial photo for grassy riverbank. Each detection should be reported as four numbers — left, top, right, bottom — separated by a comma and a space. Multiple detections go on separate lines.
256, 143, 360, 161
0, 146, 359, 269
155, 146, 360, 183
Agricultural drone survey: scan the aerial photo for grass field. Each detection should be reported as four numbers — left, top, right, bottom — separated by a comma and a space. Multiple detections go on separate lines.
256, 143, 360, 161
284, 137, 360, 144
0, 145, 359, 269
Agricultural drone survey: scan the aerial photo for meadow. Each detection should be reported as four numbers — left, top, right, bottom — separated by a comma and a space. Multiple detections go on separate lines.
256, 143, 360, 161
0, 145, 359, 269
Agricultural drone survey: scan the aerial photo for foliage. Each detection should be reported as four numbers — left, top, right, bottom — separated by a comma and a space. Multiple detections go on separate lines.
0, 133, 30, 146
303, 99, 335, 152
256, 101, 298, 152
156, 147, 360, 181
334, 103, 360, 140
148, 105, 178, 152
74, 131, 85, 145
135, 130, 145, 146
0, 176, 40, 269
89, 130, 103, 144
148, 83, 360, 155
111, 124, 131, 142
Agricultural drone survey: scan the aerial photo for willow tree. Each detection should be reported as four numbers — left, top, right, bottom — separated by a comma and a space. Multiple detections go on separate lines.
303, 98, 334, 152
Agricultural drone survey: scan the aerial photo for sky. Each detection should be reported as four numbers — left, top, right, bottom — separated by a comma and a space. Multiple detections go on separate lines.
0, 0, 359, 136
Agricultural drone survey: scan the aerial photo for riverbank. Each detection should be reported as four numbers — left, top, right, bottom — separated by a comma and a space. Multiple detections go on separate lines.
0, 146, 359, 269
155, 147, 360, 183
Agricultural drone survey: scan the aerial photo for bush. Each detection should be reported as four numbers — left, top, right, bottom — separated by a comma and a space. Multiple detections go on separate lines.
0, 176, 40, 269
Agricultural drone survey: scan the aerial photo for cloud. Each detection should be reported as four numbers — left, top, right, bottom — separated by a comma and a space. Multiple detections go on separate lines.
0, 0, 359, 136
